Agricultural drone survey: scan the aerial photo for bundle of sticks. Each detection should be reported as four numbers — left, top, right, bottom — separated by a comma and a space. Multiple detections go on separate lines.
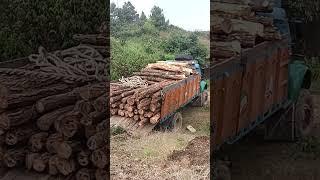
0, 49, 108, 180
211, 0, 282, 63
110, 61, 197, 127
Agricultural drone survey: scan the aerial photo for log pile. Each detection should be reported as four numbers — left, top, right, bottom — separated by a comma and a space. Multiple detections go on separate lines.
0, 44, 108, 179
211, 0, 282, 63
110, 61, 197, 127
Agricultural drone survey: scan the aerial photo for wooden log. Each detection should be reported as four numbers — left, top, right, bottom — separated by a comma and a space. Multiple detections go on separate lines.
91, 147, 107, 168
0, 105, 38, 130
1, 83, 79, 110
137, 98, 151, 109
141, 68, 177, 75
251, 0, 273, 12
46, 133, 64, 154
150, 102, 161, 112
133, 72, 186, 80
56, 112, 81, 138
79, 83, 106, 101
124, 104, 134, 112
56, 157, 76, 176
111, 101, 121, 108
77, 150, 91, 167
37, 105, 74, 131
5, 125, 37, 145
120, 89, 136, 98
81, 111, 106, 126
117, 109, 125, 117
93, 95, 107, 112
133, 115, 140, 121
95, 169, 108, 180
229, 18, 264, 36
212, 41, 241, 58
212, 32, 256, 48
29, 132, 49, 152
138, 109, 144, 115
48, 155, 59, 175
138, 116, 149, 126
119, 103, 125, 109
33, 152, 50, 172
76, 168, 95, 180
121, 96, 130, 104
211, 2, 254, 18
212, 0, 253, 5
110, 87, 133, 97
127, 97, 136, 106
260, 26, 281, 40
87, 131, 107, 150
135, 81, 173, 101
110, 108, 118, 115
26, 153, 39, 170
144, 111, 154, 118
3, 148, 26, 167
35, 89, 80, 114
0, 85, 8, 110
147, 63, 193, 74
96, 119, 107, 132
150, 113, 161, 124
85, 125, 97, 139
74, 100, 94, 116
139, 76, 171, 82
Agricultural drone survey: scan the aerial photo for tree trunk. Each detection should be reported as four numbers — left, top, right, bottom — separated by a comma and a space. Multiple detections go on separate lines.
87, 131, 107, 150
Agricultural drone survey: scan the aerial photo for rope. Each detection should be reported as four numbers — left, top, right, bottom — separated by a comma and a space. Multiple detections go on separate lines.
28, 45, 108, 82
118, 76, 148, 88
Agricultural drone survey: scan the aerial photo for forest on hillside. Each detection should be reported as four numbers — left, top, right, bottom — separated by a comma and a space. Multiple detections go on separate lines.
110, 2, 209, 80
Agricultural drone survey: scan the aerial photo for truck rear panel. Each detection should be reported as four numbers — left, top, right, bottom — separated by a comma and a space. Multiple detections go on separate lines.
212, 40, 290, 148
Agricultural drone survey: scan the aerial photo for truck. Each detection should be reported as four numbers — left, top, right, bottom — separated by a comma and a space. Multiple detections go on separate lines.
110, 56, 209, 136
212, 3, 314, 180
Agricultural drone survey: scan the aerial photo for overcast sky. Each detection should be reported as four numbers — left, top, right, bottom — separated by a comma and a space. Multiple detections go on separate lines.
111, 0, 209, 31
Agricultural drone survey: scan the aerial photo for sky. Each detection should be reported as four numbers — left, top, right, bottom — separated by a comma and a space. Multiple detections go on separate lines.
111, 0, 210, 31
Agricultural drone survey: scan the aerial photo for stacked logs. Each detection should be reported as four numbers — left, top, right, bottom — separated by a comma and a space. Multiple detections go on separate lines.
211, 0, 282, 63
0, 48, 108, 179
110, 61, 197, 127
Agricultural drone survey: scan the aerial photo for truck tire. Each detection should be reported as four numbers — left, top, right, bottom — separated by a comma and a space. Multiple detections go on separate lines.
295, 89, 314, 138
169, 112, 183, 132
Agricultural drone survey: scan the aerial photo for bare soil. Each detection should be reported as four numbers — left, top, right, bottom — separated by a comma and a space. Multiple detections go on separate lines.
110, 106, 210, 180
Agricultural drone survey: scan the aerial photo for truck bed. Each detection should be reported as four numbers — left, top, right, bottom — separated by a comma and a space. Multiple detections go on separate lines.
111, 74, 201, 135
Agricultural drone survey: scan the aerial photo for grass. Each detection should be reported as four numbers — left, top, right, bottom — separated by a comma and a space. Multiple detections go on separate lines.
182, 106, 210, 136
112, 132, 195, 161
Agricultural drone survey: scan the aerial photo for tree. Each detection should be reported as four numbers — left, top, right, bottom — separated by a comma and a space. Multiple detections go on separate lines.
118, 2, 139, 24
150, 6, 168, 30
140, 11, 147, 23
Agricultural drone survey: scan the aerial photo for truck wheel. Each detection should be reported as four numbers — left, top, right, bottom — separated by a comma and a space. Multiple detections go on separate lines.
295, 89, 314, 138
169, 112, 183, 132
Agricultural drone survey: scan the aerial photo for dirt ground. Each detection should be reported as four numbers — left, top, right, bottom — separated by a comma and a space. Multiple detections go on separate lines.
110, 106, 210, 180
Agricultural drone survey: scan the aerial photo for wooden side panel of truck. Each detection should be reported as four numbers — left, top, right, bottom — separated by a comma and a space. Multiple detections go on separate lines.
212, 40, 290, 148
